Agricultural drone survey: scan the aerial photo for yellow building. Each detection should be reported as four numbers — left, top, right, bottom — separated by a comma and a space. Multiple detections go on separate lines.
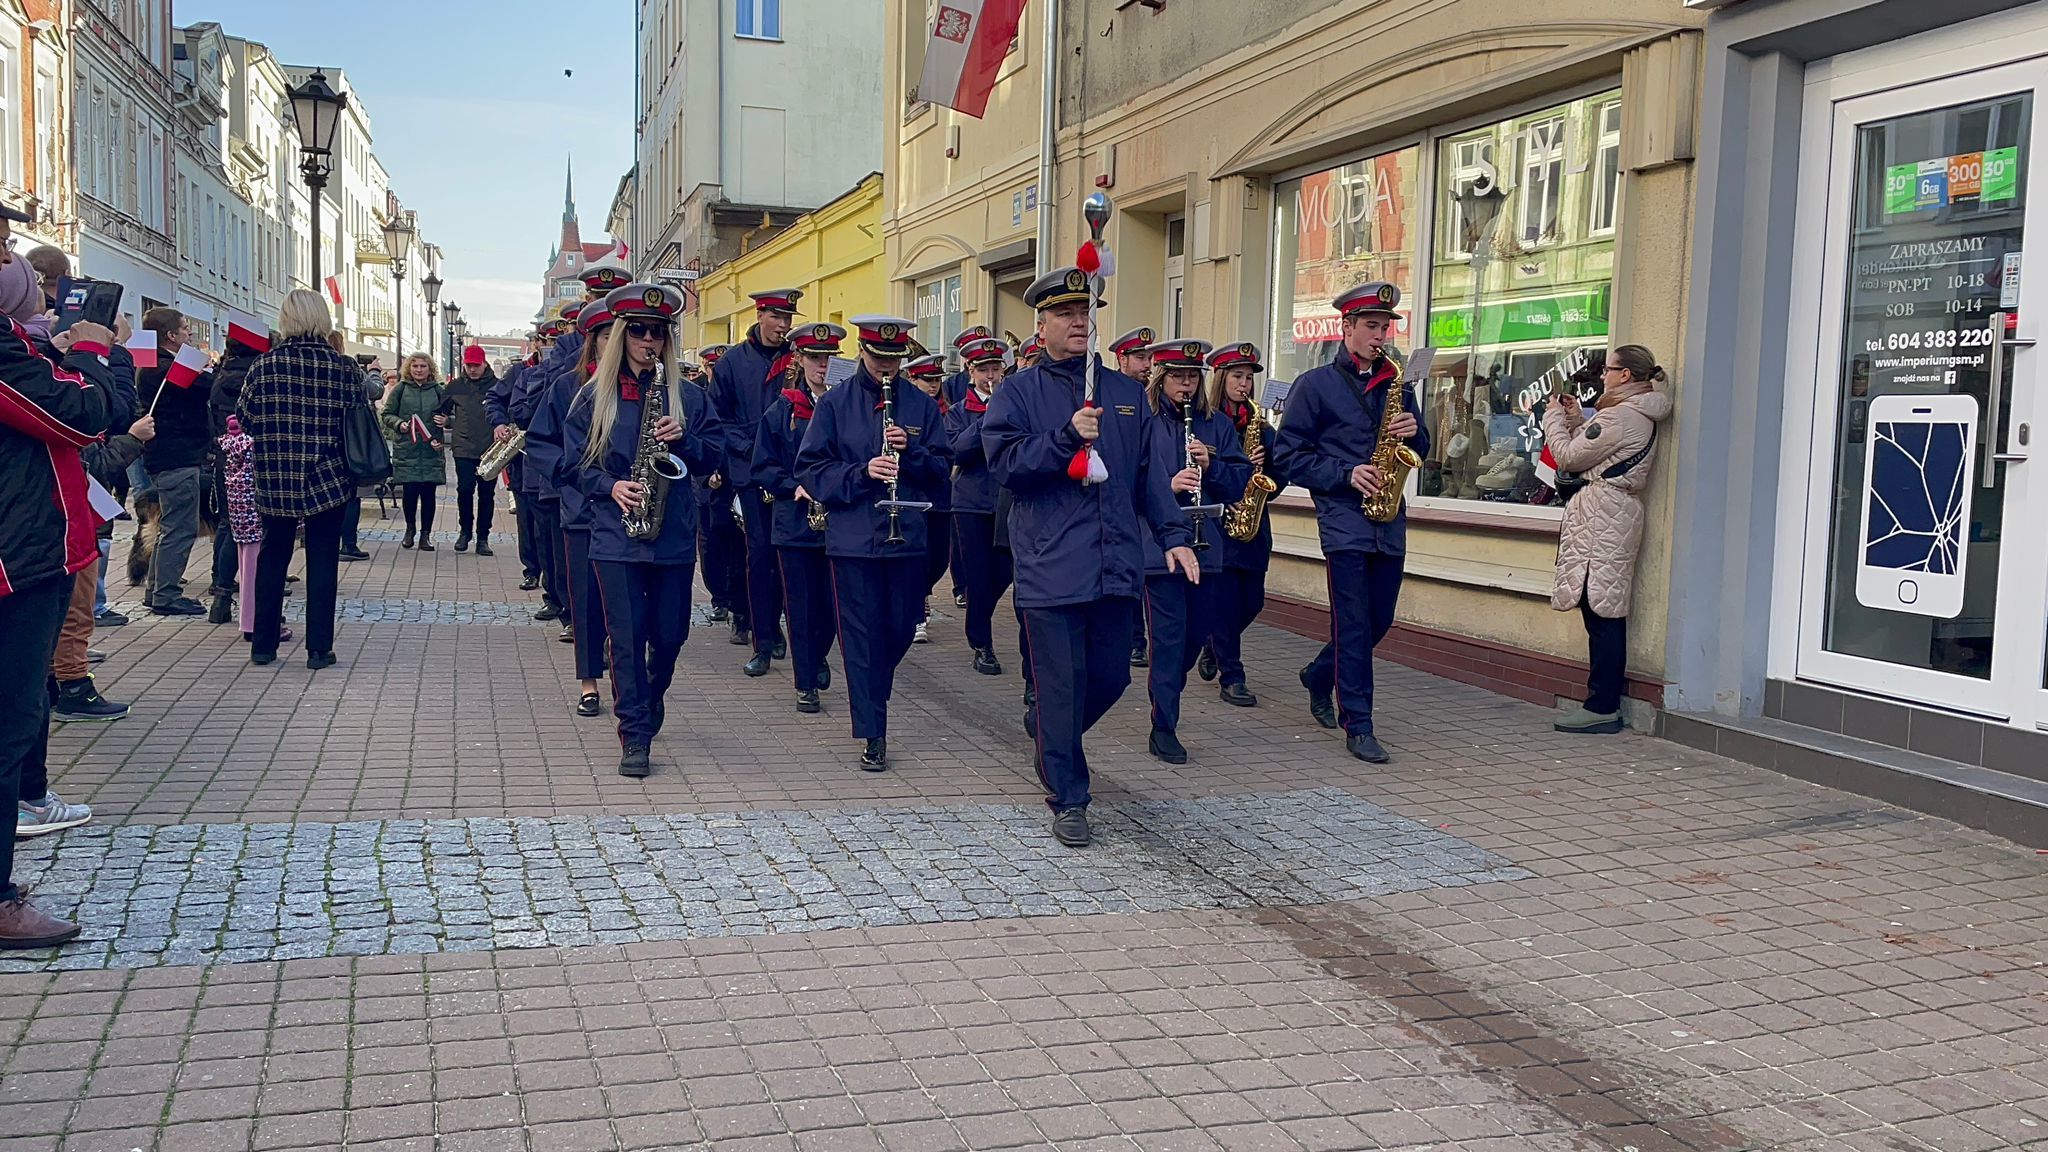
686, 173, 886, 352
884, 1, 1706, 718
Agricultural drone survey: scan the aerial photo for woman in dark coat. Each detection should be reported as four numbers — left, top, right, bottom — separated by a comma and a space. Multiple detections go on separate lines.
380, 352, 449, 549
236, 289, 361, 669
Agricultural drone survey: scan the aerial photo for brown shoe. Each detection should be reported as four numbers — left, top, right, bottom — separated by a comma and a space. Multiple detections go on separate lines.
0, 892, 82, 950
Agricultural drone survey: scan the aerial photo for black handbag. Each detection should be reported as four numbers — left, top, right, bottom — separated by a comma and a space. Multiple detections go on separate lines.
343, 400, 392, 485
1555, 426, 1656, 504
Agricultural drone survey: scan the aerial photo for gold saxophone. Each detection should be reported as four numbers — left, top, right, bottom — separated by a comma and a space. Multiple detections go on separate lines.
1223, 402, 1278, 542
478, 427, 525, 481
623, 370, 686, 541
1361, 349, 1422, 524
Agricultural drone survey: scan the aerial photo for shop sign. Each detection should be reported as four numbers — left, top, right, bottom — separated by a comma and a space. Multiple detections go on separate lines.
1426, 286, 1610, 348
1884, 148, 2019, 217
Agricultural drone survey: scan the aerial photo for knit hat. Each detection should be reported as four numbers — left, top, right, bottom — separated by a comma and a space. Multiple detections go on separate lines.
0, 254, 42, 322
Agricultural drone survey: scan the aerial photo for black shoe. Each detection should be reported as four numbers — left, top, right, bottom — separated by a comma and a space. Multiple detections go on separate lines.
576, 692, 602, 717
93, 610, 128, 627
1024, 684, 1036, 709
795, 690, 821, 714
818, 665, 831, 690
1220, 683, 1258, 708
1197, 647, 1218, 682
953, 592, 967, 608
475, 540, 494, 557
207, 595, 234, 624
558, 624, 575, 644
340, 548, 368, 562
744, 653, 772, 678
150, 598, 206, 617
1052, 808, 1092, 847
306, 651, 337, 671
771, 638, 787, 661
728, 620, 750, 646
1300, 666, 1338, 730
401, 531, 415, 548
972, 647, 1002, 676
454, 532, 471, 552
418, 541, 436, 552
1148, 729, 1188, 764
534, 601, 562, 622
520, 574, 540, 590
1346, 733, 1390, 763
1129, 644, 1148, 668
87, 649, 106, 665
619, 745, 651, 778
709, 606, 730, 622
251, 652, 276, 666
859, 737, 887, 771
53, 678, 128, 722
1023, 704, 1037, 735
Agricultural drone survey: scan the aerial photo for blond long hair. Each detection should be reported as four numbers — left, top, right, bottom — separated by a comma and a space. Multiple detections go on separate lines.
582, 321, 680, 467
402, 351, 439, 383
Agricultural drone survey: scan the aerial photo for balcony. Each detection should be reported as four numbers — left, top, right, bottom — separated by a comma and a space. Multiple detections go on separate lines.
355, 238, 391, 266
356, 309, 395, 337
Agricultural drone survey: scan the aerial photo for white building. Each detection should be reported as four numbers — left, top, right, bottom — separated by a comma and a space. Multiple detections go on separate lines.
632, 0, 884, 281
0, 8, 74, 267
224, 34, 299, 322
75, 0, 179, 315
171, 22, 255, 347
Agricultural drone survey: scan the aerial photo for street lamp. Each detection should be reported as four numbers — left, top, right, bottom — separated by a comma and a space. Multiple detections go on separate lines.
1453, 182, 1507, 391
420, 269, 443, 373
441, 300, 457, 375
380, 209, 416, 359
287, 69, 348, 286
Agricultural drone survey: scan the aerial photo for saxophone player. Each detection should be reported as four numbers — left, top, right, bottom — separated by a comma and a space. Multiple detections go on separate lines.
1203, 341, 1274, 706
795, 316, 952, 771
1270, 282, 1428, 764
751, 322, 845, 715
561, 284, 724, 779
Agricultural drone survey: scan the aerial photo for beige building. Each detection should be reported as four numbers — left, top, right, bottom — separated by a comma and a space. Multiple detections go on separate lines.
883, 0, 1706, 711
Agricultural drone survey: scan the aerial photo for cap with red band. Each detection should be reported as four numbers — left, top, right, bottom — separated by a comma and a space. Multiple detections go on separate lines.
904, 354, 944, 380
1206, 341, 1262, 372
790, 323, 845, 355
951, 325, 992, 350
1144, 339, 1213, 370
750, 289, 803, 316
849, 314, 917, 357
960, 337, 1007, 366
1110, 327, 1157, 356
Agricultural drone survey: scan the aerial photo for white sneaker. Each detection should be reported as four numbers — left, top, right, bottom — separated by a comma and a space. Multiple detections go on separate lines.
913, 621, 930, 644
18, 792, 92, 838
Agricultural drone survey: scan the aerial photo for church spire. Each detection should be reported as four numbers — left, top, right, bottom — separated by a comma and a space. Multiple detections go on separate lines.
557, 155, 583, 264
563, 156, 575, 222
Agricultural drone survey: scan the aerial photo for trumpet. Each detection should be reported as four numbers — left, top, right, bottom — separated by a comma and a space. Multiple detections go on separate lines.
875, 372, 931, 545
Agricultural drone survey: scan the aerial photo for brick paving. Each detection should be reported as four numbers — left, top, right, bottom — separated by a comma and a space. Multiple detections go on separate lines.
6, 504, 2048, 1150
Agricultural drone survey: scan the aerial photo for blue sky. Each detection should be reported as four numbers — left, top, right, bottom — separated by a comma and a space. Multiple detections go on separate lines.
183, 0, 636, 335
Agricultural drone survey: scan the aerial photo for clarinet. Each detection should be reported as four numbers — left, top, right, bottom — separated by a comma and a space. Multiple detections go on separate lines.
1181, 398, 1224, 551
875, 370, 932, 545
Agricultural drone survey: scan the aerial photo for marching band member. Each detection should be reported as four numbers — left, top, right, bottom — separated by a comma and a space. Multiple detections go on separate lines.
941, 325, 994, 407
517, 306, 582, 627
1139, 340, 1248, 764
489, 328, 546, 592
1014, 335, 1043, 372
527, 300, 616, 716
710, 292, 800, 678
1270, 282, 1428, 764
562, 284, 723, 778
1111, 326, 1158, 668
795, 316, 951, 771
751, 322, 844, 714
904, 353, 949, 644
946, 336, 1012, 676
1203, 341, 1275, 706
982, 268, 1197, 847
692, 343, 749, 644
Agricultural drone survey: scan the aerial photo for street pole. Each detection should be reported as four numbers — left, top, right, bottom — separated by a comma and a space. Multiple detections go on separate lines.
393, 260, 405, 361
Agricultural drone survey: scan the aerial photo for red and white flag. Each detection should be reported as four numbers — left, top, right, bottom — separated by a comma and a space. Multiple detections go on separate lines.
325, 276, 343, 306
225, 308, 270, 353
165, 344, 210, 389
125, 330, 158, 370
916, 0, 1028, 119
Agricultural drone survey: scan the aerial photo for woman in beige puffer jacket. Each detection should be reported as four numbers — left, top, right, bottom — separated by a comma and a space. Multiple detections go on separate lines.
1541, 344, 1672, 733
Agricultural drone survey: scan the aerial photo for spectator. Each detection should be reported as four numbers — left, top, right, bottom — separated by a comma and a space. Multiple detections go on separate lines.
380, 352, 448, 550
24, 246, 67, 312
0, 199, 116, 947
443, 345, 499, 554
216, 414, 289, 646
204, 319, 269, 624
332, 344, 377, 561
237, 289, 358, 670
134, 307, 213, 616
1545, 344, 1672, 735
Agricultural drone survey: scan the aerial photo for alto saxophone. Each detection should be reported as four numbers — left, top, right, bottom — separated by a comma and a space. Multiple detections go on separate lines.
1361, 350, 1422, 524
478, 427, 525, 482
1223, 401, 1278, 542
623, 369, 687, 541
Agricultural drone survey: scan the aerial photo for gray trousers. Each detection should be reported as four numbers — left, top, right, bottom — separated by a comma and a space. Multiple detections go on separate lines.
148, 465, 203, 607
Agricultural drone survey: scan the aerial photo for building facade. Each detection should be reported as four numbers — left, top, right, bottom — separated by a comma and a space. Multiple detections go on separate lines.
224, 34, 299, 320
74, 0, 178, 313
633, 0, 885, 290
884, 0, 1706, 710
170, 21, 254, 346
2, 0, 74, 265
685, 172, 884, 351
541, 161, 613, 318
1665, 0, 2048, 785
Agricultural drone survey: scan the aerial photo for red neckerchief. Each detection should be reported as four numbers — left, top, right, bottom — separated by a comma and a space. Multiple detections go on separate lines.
963, 390, 989, 415
782, 386, 815, 422
765, 351, 794, 386
1222, 399, 1254, 431
619, 371, 644, 403
1340, 348, 1398, 393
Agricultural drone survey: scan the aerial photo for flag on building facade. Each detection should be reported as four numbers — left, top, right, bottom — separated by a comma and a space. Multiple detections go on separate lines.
325, 276, 343, 306
915, 0, 1029, 119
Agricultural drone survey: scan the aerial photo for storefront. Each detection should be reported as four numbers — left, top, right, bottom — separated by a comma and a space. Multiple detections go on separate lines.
1673, 0, 2048, 776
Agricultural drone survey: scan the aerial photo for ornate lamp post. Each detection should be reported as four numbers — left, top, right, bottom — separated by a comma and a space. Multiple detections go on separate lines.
380, 210, 416, 359
419, 268, 443, 372
287, 69, 348, 286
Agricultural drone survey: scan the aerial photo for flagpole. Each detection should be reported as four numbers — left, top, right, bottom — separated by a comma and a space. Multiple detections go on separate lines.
1034, 0, 1057, 278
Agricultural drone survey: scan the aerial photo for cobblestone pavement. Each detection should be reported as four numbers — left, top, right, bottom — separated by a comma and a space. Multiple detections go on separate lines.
7, 504, 2048, 1151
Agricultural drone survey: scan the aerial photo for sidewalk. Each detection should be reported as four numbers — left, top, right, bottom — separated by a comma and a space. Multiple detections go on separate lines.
5, 507, 2046, 1151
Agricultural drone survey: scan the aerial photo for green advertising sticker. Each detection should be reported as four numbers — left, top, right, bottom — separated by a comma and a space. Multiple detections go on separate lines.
1885, 163, 1918, 216
1983, 146, 2020, 204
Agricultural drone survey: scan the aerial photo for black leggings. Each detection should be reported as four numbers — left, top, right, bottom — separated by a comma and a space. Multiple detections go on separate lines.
1580, 595, 1628, 715
402, 482, 437, 536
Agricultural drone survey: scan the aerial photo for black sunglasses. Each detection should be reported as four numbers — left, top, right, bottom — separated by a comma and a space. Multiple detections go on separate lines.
624, 321, 670, 340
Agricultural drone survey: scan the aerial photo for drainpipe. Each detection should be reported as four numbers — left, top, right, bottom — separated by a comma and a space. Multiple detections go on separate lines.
1034, 1, 1057, 276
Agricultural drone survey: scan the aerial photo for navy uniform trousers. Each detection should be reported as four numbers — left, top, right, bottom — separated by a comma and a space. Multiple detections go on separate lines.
700, 494, 746, 618
532, 497, 565, 612
593, 560, 694, 749
829, 556, 922, 740
1021, 596, 1137, 813
1302, 551, 1404, 736
921, 511, 952, 601
737, 487, 785, 655
510, 459, 541, 580
953, 512, 1012, 651
777, 547, 836, 693
1144, 574, 1215, 735
563, 526, 608, 681
1208, 566, 1268, 689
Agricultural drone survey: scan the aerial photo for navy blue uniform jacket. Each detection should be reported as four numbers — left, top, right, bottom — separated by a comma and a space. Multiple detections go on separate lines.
562, 371, 725, 566
795, 367, 950, 561
945, 390, 997, 514
486, 361, 526, 428
1269, 349, 1428, 556
707, 325, 791, 488
942, 369, 971, 409
750, 388, 828, 550
528, 368, 595, 527
1145, 401, 1250, 574
517, 335, 583, 498
980, 353, 1193, 610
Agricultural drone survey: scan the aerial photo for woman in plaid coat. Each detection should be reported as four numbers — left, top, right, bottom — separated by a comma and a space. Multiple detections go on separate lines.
236, 289, 360, 670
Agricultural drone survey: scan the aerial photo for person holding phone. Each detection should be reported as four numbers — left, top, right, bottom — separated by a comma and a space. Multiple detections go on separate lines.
1544, 344, 1670, 735
379, 352, 448, 550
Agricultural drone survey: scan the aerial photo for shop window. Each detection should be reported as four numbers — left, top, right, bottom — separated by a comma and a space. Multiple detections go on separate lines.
913, 271, 964, 363
1268, 146, 1419, 386
1590, 101, 1623, 236
1517, 115, 1566, 246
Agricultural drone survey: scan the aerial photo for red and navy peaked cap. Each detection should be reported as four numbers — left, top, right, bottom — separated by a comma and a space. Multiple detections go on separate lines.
604, 283, 685, 326
1145, 339, 1214, 370
904, 354, 945, 380
1334, 281, 1402, 318
850, 314, 917, 357
698, 343, 728, 364
1017, 335, 1043, 357
750, 288, 803, 316
1110, 327, 1157, 356
952, 325, 993, 349
577, 301, 615, 335
580, 251, 632, 292
791, 323, 846, 355
960, 337, 1007, 366
1206, 341, 1262, 372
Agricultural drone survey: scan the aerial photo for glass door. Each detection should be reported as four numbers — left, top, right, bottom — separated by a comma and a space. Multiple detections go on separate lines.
1797, 61, 2048, 728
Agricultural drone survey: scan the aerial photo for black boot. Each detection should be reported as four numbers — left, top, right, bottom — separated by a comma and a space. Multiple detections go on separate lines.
860, 737, 887, 771
818, 664, 832, 690
401, 530, 415, 548
1129, 643, 1148, 668
454, 530, 471, 552
535, 601, 562, 622
744, 652, 772, 677
1197, 647, 1218, 682
475, 536, 494, 557
771, 637, 787, 660
1345, 733, 1390, 763
795, 689, 821, 714
1220, 683, 1258, 708
972, 647, 1002, 676
1148, 729, 1188, 764
207, 593, 233, 625
729, 617, 750, 645
619, 745, 651, 778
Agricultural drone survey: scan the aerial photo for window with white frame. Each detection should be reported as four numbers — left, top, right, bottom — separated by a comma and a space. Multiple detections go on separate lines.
735, 0, 780, 40
1589, 100, 1622, 236
1440, 135, 1494, 260
0, 32, 19, 189
35, 64, 57, 203
1516, 115, 1566, 246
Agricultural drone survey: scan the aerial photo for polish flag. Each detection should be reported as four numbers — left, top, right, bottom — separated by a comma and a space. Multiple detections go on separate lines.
325, 276, 343, 306
225, 308, 270, 353
165, 344, 210, 388
916, 0, 1028, 119
125, 330, 158, 370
